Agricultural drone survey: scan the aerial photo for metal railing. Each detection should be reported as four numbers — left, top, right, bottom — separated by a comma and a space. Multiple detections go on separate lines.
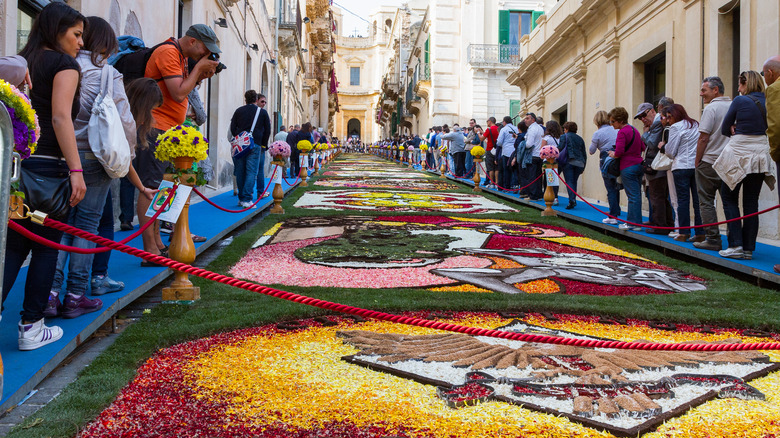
467, 44, 523, 65
280, 0, 302, 36
305, 63, 322, 81
419, 63, 431, 81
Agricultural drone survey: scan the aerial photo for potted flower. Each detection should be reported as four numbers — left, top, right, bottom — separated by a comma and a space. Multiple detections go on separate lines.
470, 146, 487, 192
269, 140, 292, 163
0, 79, 40, 219
296, 140, 314, 186
268, 141, 291, 214
154, 125, 209, 172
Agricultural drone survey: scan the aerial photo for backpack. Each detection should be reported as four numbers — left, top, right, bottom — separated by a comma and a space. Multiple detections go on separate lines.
110, 36, 176, 85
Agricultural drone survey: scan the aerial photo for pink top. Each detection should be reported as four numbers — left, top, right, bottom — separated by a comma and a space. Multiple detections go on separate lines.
614, 125, 645, 170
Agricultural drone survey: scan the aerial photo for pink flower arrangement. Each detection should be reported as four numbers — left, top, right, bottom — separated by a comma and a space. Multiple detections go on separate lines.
539, 145, 559, 160
269, 140, 291, 158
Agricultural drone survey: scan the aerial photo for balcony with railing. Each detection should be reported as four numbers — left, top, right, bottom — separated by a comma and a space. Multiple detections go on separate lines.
419, 63, 431, 81
280, 0, 302, 36
335, 32, 390, 48
467, 44, 523, 67
305, 63, 323, 81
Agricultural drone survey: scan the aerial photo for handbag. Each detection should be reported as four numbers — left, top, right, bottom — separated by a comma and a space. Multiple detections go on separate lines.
230, 106, 261, 159
605, 127, 638, 177
88, 65, 132, 178
19, 165, 72, 221
651, 151, 673, 171
556, 137, 568, 166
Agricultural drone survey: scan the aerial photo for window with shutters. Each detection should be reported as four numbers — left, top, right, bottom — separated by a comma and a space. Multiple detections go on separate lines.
498, 10, 543, 45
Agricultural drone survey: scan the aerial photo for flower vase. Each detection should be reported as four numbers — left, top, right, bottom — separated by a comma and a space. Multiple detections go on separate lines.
440, 161, 447, 179
472, 158, 483, 192
8, 194, 26, 220
541, 159, 558, 217
173, 156, 195, 171
270, 157, 286, 214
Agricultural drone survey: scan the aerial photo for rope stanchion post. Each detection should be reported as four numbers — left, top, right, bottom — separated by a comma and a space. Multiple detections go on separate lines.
439, 156, 447, 178
472, 157, 483, 192
314, 151, 320, 174
162, 166, 199, 302
541, 160, 557, 217
299, 154, 308, 187
270, 155, 286, 214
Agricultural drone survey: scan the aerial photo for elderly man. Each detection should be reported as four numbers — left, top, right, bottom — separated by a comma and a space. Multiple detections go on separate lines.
636, 102, 673, 233
693, 76, 731, 251
763, 57, 780, 273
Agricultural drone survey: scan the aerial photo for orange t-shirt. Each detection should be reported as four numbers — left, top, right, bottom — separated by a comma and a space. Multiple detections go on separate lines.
145, 38, 188, 131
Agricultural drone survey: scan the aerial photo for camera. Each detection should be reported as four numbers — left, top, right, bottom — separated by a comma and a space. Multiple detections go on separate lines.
208, 53, 227, 74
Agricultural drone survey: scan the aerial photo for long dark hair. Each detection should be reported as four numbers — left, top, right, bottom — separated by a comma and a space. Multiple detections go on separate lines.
125, 78, 163, 148
664, 104, 698, 129
19, 2, 87, 72
545, 120, 562, 139
83, 16, 117, 66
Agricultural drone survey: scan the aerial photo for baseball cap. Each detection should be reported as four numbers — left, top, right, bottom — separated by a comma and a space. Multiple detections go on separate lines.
633, 102, 653, 119
186, 24, 221, 54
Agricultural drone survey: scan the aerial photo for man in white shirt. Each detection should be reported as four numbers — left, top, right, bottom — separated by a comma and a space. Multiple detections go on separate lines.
496, 116, 518, 191
524, 113, 545, 199
694, 76, 731, 251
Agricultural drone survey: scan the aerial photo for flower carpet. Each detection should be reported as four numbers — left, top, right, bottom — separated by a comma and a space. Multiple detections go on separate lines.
231, 216, 705, 294
79, 312, 780, 438
72, 153, 780, 438
293, 190, 518, 214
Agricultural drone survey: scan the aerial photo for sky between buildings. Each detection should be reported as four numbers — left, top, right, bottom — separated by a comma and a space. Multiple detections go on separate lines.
332, 0, 405, 37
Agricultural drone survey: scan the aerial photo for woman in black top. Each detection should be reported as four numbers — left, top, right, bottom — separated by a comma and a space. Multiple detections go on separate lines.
2, 2, 86, 350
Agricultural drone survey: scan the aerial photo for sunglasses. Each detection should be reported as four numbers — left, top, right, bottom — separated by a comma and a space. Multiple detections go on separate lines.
638, 112, 649, 119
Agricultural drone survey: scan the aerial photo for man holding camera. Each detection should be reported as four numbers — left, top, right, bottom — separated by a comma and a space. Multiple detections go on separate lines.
134, 24, 220, 263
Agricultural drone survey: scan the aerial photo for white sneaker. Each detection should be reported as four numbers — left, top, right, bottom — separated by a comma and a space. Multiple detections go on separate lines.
618, 223, 641, 231
240, 201, 257, 209
668, 231, 680, 239
719, 246, 744, 259
553, 199, 559, 206
18, 319, 63, 351
602, 218, 619, 225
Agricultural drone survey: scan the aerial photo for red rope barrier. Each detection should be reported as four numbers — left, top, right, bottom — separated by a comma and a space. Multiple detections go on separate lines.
193, 166, 277, 213
552, 169, 780, 230
8, 214, 780, 351
477, 162, 543, 193
6, 184, 178, 255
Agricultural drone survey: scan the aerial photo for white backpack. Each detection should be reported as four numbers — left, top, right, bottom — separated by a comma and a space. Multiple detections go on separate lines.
88, 64, 131, 178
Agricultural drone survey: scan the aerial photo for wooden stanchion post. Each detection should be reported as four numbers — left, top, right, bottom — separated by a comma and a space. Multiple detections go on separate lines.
162, 156, 199, 302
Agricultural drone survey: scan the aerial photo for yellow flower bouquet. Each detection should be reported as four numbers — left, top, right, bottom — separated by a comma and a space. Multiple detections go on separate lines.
0, 79, 39, 159
297, 140, 314, 153
154, 125, 209, 163
470, 145, 486, 158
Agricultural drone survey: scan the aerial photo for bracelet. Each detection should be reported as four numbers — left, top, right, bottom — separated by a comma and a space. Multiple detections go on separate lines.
69, 169, 83, 173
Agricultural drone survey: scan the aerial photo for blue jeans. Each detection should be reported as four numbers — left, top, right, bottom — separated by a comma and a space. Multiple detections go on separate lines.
52, 156, 112, 296
563, 165, 584, 205
620, 164, 644, 224
603, 176, 622, 217
721, 173, 764, 251
118, 176, 135, 224
233, 146, 261, 203
91, 190, 114, 277
465, 152, 473, 174
672, 168, 703, 236
2, 157, 69, 321
254, 148, 267, 196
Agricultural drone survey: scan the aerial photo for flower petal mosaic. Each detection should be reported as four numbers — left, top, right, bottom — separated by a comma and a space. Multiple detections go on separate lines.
293, 191, 518, 214
231, 216, 705, 294
79, 312, 780, 438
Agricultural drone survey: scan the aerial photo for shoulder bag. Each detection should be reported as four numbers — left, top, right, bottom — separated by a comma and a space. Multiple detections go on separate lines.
19, 163, 72, 221
88, 64, 132, 178
556, 136, 568, 166
606, 127, 636, 177
230, 107, 261, 159
650, 150, 673, 171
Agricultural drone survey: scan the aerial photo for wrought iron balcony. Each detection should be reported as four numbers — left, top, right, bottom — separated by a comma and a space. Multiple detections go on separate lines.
419, 63, 431, 81
467, 44, 523, 66
280, 0, 302, 36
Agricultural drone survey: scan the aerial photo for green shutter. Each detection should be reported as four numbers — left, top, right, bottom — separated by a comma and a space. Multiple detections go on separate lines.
498, 10, 510, 44
424, 38, 429, 64
509, 100, 523, 122
531, 11, 543, 30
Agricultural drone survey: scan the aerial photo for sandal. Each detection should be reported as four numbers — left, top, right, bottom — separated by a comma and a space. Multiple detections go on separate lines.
191, 234, 207, 243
